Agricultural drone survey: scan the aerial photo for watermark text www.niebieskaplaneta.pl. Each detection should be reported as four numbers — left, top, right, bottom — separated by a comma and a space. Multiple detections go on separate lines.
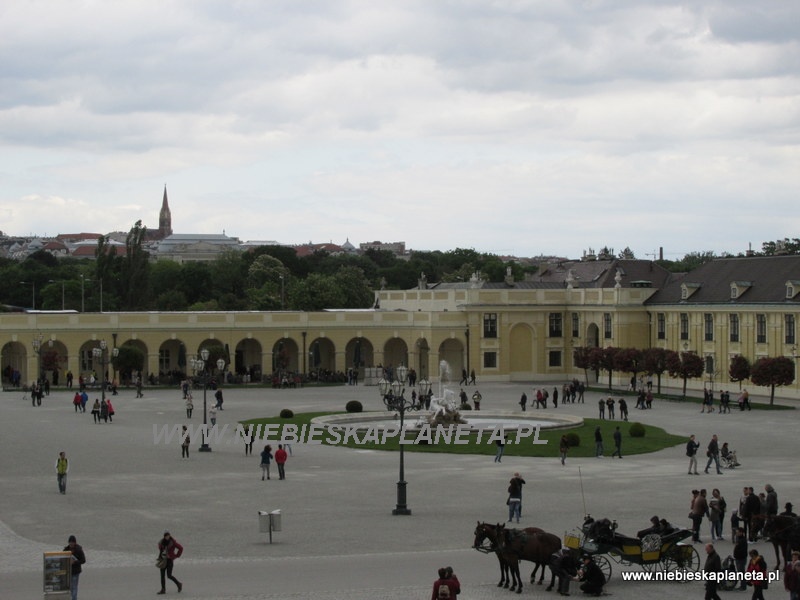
153, 423, 547, 446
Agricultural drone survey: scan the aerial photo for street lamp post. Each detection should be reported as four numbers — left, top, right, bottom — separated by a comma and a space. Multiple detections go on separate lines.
191, 350, 227, 453
32, 333, 43, 385
49, 280, 66, 310
80, 274, 90, 313
92, 341, 119, 404
379, 364, 412, 516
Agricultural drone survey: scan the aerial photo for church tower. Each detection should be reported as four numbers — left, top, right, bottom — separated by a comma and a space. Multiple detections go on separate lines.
159, 185, 173, 238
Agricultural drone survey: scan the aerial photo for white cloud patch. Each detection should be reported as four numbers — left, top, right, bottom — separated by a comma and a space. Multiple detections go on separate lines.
0, 0, 798, 258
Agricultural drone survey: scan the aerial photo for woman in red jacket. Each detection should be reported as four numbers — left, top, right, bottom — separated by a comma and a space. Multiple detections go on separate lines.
157, 531, 183, 594
746, 549, 767, 600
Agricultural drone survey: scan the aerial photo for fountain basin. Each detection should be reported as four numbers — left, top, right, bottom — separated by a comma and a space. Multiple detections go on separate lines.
312, 411, 583, 432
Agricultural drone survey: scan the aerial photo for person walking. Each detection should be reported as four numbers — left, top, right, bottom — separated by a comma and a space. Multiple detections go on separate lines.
594, 426, 604, 457
494, 436, 506, 463
703, 543, 722, 600
431, 567, 457, 600
746, 549, 767, 600
214, 386, 224, 410
90, 399, 100, 423
598, 399, 605, 419
99, 399, 108, 423
686, 435, 700, 475
185, 393, 193, 419
711, 488, 727, 540
690, 489, 708, 543
135, 376, 144, 398
733, 527, 748, 591
260, 445, 273, 480
611, 426, 622, 458
275, 444, 288, 480
157, 531, 183, 594
519, 392, 527, 411
55, 451, 69, 494
73, 391, 82, 413
559, 434, 569, 466
619, 398, 628, 421
63, 535, 86, 600
507, 472, 525, 523
209, 405, 218, 427
180, 426, 190, 459
105, 399, 114, 423
704, 434, 722, 475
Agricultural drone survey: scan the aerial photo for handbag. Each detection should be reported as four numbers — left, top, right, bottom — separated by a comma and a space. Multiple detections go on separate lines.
156, 556, 167, 569
506, 495, 511, 506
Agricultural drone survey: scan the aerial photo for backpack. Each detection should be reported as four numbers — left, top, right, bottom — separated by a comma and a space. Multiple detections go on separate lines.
438, 584, 451, 599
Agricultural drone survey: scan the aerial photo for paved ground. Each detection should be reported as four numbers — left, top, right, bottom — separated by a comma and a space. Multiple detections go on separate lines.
0, 381, 796, 599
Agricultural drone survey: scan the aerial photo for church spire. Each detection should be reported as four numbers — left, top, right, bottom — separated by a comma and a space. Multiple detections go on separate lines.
159, 185, 173, 238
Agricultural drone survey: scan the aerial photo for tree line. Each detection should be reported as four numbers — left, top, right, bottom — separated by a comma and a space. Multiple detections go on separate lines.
573, 346, 795, 405
0, 222, 534, 312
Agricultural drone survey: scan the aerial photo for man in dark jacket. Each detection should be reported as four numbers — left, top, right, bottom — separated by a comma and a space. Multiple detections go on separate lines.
686, 435, 700, 475
745, 487, 762, 541
703, 543, 722, 600
575, 555, 605, 596
704, 434, 722, 474
63, 535, 86, 600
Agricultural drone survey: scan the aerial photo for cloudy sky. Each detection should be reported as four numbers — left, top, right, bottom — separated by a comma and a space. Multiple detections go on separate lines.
1, 1, 798, 259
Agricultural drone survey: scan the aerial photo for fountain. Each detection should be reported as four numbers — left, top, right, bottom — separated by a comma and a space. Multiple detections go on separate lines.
424, 360, 467, 427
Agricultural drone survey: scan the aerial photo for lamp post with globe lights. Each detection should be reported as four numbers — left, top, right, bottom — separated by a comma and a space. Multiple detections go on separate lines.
379, 364, 412, 515
91, 340, 119, 404
191, 349, 226, 452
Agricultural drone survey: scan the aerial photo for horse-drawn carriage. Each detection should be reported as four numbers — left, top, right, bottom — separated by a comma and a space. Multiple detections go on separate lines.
563, 515, 700, 580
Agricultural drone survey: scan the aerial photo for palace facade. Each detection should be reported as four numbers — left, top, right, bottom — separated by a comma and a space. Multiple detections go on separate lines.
2, 256, 798, 398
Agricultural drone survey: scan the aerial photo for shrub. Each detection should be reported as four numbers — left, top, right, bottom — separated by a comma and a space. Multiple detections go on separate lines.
345, 400, 363, 413
629, 422, 646, 438
565, 432, 581, 447
459, 403, 472, 411
279, 408, 294, 419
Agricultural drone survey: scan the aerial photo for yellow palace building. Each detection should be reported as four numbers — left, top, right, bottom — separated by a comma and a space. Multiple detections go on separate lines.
2, 255, 799, 398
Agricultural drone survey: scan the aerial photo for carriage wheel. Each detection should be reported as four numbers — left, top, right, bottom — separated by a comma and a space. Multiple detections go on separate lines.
593, 555, 613, 582
662, 544, 700, 575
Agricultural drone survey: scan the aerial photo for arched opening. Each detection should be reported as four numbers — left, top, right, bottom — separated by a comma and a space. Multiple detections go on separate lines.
414, 338, 430, 380
437, 339, 464, 382
235, 338, 263, 382
345, 337, 374, 370
308, 337, 336, 381
158, 339, 187, 384
1, 341, 26, 387
586, 323, 600, 348
383, 338, 409, 372
272, 338, 299, 374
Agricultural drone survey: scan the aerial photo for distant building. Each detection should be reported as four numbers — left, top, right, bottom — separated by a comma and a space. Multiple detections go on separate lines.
154, 233, 242, 263
359, 240, 406, 256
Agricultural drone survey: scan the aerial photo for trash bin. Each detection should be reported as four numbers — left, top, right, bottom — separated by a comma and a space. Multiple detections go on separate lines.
269, 509, 282, 532
258, 511, 271, 533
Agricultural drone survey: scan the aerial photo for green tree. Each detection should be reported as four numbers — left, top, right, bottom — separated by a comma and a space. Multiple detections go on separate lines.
119, 221, 150, 310
335, 265, 374, 308
750, 356, 795, 405
290, 273, 345, 311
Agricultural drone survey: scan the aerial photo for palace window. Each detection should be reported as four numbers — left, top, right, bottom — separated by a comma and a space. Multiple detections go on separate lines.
483, 352, 497, 368
786, 314, 796, 345
704, 314, 714, 341
757, 314, 767, 344
549, 350, 562, 367
549, 313, 563, 338
159, 349, 171, 372
729, 314, 740, 343
483, 313, 497, 338
572, 313, 580, 338
603, 313, 612, 339
657, 313, 665, 340
680, 313, 689, 340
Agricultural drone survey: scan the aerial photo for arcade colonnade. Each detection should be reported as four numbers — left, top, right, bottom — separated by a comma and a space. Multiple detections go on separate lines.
0, 311, 477, 386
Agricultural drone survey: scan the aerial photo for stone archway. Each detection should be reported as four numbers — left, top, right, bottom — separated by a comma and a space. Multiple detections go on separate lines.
1, 341, 26, 387
272, 338, 299, 373
438, 339, 464, 382
345, 337, 373, 370
414, 338, 430, 380
383, 338, 409, 371
586, 323, 600, 348
235, 338, 263, 381
308, 337, 336, 376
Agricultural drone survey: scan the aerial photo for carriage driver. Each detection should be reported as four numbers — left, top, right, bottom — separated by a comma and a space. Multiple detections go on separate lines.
574, 554, 606, 596
637, 516, 661, 539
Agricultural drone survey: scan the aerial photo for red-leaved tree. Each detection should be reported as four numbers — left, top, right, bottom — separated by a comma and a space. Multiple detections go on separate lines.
590, 346, 620, 391
614, 348, 644, 390
573, 346, 594, 385
666, 350, 705, 398
643, 347, 669, 394
728, 355, 751, 390
750, 356, 795, 405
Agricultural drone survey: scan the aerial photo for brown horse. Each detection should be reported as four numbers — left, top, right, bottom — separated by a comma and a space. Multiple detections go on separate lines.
756, 514, 800, 569
473, 522, 560, 593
